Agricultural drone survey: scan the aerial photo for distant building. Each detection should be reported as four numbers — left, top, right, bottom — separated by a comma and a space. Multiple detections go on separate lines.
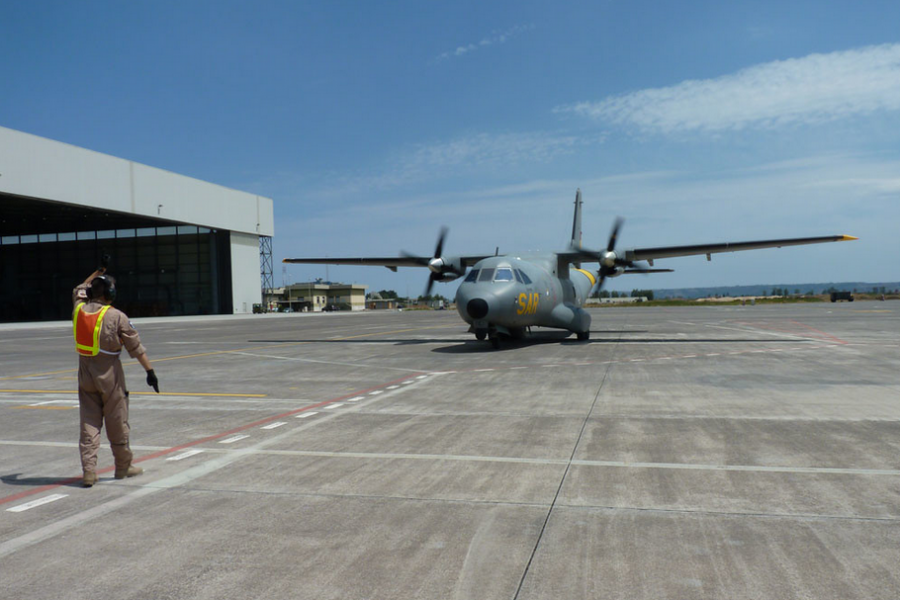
269, 281, 367, 312
367, 292, 399, 310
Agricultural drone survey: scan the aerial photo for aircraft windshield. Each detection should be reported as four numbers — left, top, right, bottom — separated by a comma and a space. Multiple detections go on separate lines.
478, 268, 495, 282
494, 268, 514, 282
464, 269, 479, 282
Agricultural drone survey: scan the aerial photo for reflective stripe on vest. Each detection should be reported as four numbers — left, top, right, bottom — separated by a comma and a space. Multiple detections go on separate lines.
73, 303, 112, 357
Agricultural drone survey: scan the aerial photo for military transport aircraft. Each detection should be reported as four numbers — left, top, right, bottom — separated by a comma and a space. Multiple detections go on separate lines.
284, 190, 856, 348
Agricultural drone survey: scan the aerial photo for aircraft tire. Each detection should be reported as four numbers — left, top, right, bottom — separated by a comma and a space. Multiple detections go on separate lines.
490, 336, 500, 349
475, 331, 487, 341
577, 331, 590, 341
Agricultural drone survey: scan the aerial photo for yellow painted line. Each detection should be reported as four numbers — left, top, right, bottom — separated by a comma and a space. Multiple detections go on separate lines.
12, 405, 76, 410
573, 268, 597, 287
0, 325, 442, 382
0, 389, 267, 398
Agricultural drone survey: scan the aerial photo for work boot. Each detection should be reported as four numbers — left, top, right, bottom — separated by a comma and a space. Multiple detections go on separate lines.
82, 471, 98, 487
114, 465, 143, 480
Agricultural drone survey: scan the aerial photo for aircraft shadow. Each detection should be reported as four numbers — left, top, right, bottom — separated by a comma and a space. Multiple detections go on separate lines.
248, 333, 798, 354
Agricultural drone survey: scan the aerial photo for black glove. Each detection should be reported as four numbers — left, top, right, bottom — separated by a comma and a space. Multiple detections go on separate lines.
146, 369, 159, 393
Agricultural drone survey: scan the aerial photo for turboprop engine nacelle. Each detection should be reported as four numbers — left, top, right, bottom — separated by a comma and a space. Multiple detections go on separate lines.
427, 257, 464, 281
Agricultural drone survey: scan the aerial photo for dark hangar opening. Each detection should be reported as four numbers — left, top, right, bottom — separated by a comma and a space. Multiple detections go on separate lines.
1, 193, 234, 322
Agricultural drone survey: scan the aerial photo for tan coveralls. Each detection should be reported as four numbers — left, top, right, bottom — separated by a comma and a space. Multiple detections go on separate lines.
73, 285, 146, 473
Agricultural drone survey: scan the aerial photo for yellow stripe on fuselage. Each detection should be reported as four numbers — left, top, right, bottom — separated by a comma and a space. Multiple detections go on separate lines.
573, 268, 597, 287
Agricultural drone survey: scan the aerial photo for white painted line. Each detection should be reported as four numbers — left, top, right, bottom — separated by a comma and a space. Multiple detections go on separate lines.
295, 412, 318, 418
323, 403, 345, 410
683, 355, 697, 358
401, 381, 414, 385
219, 434, 250, 444
346, 396, 364, 402
166, 449, 205, 462
475, 369, 495, 372
511, 366, 527, 370
369, 391, 383, 396
657, 357, 673, 360
416, 375, 428, 380
28, 400, 79, 407
630, 359, 644, 362
261, 422, 287, 430
386, 385, 399, 390
7, 494, 68, 513
706, 353, 720, 356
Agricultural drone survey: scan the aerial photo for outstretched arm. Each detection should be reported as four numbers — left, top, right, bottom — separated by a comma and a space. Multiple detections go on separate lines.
80, 268, 106, 287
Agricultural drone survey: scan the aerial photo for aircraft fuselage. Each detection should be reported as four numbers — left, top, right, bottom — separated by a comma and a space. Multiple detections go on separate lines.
455, 254, 596, 340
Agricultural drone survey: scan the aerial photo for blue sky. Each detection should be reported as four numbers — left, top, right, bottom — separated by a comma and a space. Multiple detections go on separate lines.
2, 1, 899, 295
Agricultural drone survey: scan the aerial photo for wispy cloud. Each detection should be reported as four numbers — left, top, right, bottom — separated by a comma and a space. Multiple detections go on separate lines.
435, 24, 533, 62
556, 43, 900, 133
312, 130, 596, 198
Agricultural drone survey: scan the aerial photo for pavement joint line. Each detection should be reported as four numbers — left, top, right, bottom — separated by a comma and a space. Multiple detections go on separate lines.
0, 325, 436, 382
0, 389, 268, 398
228, 351, 425, 373
555, 502, 900, 523
0, 371, 425, 508
0, 357, 437, 555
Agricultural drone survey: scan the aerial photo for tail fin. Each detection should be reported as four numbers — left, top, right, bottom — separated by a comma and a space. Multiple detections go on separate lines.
570, 188, 583, 250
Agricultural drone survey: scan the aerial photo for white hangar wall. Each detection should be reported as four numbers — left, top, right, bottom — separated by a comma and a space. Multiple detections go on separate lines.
0, 125, 275, 315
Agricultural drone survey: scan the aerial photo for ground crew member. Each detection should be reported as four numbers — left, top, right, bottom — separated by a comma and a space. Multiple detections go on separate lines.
73, 268, 159, 487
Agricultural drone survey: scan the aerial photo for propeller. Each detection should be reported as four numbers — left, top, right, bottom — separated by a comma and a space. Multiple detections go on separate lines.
402, 227, 461, 298
594, 218, 673, 291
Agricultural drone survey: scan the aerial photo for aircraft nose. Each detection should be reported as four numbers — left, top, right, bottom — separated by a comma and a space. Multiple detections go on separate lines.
466, 298, 489, 319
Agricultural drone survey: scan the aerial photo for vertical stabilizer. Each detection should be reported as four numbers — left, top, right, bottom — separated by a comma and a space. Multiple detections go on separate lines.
570, 188, 583, 250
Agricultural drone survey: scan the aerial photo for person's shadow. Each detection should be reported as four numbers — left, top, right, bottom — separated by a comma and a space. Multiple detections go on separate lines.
1, 473, 83, 488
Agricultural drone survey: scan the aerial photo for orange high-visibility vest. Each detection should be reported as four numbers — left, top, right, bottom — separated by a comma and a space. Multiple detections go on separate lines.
73, 303, 112, 356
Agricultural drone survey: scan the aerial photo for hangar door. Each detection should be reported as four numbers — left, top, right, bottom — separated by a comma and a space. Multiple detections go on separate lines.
0, 195, 234, 322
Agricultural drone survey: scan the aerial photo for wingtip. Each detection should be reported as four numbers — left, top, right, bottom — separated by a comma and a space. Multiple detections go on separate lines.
840, 235, 859, 241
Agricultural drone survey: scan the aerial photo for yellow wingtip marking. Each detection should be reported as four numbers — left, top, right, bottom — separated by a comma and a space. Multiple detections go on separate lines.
840, 235, 858, 241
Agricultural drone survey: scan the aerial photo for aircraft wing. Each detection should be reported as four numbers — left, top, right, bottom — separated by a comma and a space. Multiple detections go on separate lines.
623, 235, 857, 262
282, 255, 491, 272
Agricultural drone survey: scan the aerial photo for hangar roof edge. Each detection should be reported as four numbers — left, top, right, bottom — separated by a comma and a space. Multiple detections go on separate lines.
0, 125, 274, 237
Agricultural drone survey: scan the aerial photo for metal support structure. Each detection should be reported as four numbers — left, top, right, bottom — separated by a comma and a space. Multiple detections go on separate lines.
259, 235, 274, 313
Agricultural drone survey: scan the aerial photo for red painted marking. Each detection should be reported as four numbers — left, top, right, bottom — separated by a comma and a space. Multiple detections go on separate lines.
0, 372, 424, 507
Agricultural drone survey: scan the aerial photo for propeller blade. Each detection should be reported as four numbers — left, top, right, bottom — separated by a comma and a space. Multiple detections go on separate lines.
399, 250, 429, 266
434, 226, 448, 259
607, 217, 624, 252
424, 272, 438, 298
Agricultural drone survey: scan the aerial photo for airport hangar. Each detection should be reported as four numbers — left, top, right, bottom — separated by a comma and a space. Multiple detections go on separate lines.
0, 125, 274, 323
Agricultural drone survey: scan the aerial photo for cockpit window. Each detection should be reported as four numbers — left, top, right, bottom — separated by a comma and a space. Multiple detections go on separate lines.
464, 269, 479, 283
513, 269, 524, 283
494, 268, 514, 282
516, 269, 533, 284
478, 268, 495, 282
